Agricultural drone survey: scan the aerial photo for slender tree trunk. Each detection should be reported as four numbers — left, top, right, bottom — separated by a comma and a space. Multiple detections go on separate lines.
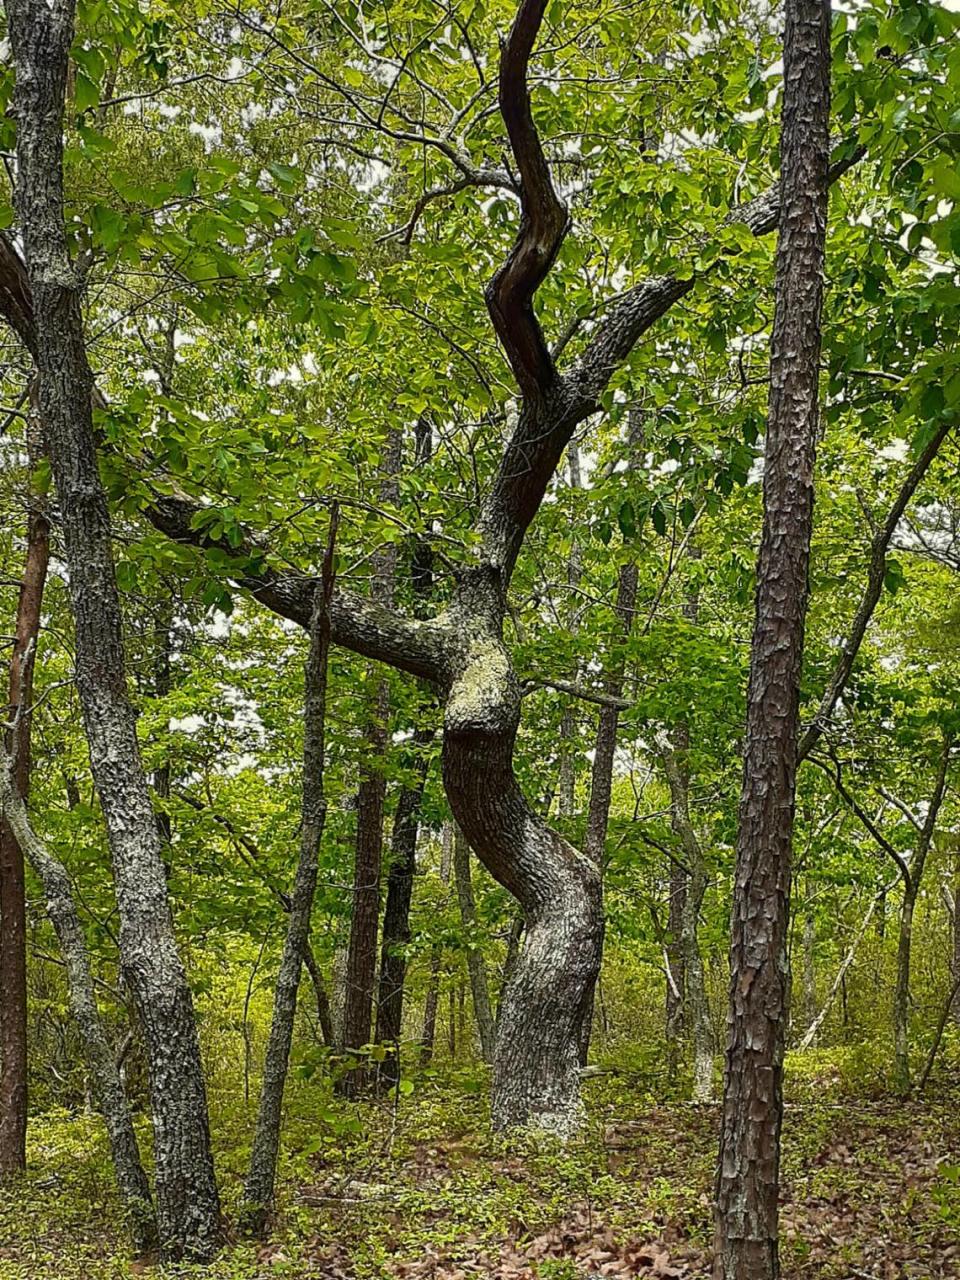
419, 824, 453, 1065
799, 885, 886, 1051
557, 445, 583, 819
452, 826, 497, 1063
339, 432, 401, 1095
893, 888, 916, 1095
153, 599, 173, 847
658, 732, 713, 1101
375, 735, 431, 1089
0, 746, 157, 1252
5, 1, 221, 1255
301, 943, 334, 1047
242, 515, 337, 1236
802, 880, 817, 1040
714, 1, 831, 1274
0, 434, 47, 1177
330, 944, 348, 1048
952, 847, 960, 1027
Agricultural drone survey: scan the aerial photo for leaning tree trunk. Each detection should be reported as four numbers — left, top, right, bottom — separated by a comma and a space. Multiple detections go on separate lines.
714, 0, 831, 1275
0, 759, 158, 1252
5, 0, 220, 1256
442, 568, 603, 1136
453, 825, 497, 1063
243, 514, 336, 1236
0, 426, 47, 1177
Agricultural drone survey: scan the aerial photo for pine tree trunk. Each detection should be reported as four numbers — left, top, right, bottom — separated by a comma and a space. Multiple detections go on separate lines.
453, 827, 497, 1063
5, 1, 221, 1255
0, 763, 157, 1252
714, 0, 831, 1274
242, 518, 335, 1236
0, 444, 47, 1177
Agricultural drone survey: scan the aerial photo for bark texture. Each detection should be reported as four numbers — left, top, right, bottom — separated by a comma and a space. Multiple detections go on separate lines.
0, 438, 47, 1177
714, 1, 831, 1275
5, 0, 220, 1256
243, 514, 336, 1235
0, 755, 157, 1251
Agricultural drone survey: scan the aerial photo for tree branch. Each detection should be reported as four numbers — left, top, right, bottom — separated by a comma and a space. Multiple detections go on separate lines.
484, 0, 569, 403
798, 419, 953, 761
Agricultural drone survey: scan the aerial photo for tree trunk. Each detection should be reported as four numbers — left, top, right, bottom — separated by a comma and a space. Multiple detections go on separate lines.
0, 747, 157, 1252
442, 566, 603, 1136
952, 846, 960, 1027
453, 826, 497, 1063
0, 433, 47, 1177
152, 599, 173, 847
419, 944, 443, 1066
339, 432, 401, 1095
243, 517, 336, 1236
658, 731, 713, 1101
5, 0, 221, 1255
893, 888, 916, 1095
714, 0, 831, 1274
302, 942, 335, 1047
802, 880, 817, 1041
375, 734, 431, 1090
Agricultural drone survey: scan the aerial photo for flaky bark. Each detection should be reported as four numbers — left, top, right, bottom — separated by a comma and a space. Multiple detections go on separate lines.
0, 747, 157, 1252
5, 0, 220, 1256
0, 429, 47, 1177
453, 826, 497, 1063
714, 1, 831, 1275
242, 513, 337, 1236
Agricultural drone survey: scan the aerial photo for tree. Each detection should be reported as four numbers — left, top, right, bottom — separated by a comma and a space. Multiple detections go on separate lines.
243, 511, 337, 1235
3, 0, 220, 1256
714, 0, 831, 1275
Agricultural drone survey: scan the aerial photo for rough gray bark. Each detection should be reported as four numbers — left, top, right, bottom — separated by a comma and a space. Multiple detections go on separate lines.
0, 423, 46, 1177
4, 0, 220, 1255
452, 826, 497, 1063
714, 0, 831, 1275
657, 732, 713, 1103
242, 513, 337, 1236
0, 746, 157, 1252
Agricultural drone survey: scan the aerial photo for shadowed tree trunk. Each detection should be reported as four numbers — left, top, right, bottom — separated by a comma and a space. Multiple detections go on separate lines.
0, 419, 47, 1177
375, 733, 431, 1089
339, 431, 401, 1096
714, 0, 831, 1273
453, 826, 497, 1063
242, 513, 337, 1236
0, 750, 157, 1252
4, 0, 220, 1255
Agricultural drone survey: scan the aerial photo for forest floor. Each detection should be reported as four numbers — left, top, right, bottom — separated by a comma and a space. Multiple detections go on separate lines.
1, 1052, 958, 1280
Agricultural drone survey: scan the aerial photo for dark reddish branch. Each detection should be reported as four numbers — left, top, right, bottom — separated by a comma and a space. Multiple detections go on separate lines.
485, 0, 569, 403
797, 417, 953, 763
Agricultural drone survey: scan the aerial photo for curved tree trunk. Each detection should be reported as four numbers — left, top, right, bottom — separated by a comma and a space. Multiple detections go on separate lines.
0, 441, 47, 1177
0, 749, 157, 1253
442, 568, 603, 1136
5, 0, 220, 1256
